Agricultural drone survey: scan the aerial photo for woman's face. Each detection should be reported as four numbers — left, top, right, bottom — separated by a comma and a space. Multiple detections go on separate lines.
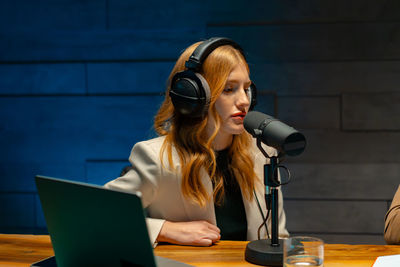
207, 63, 251, 148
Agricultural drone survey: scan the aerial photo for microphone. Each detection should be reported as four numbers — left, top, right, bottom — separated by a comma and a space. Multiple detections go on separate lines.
243, 111, 306, 156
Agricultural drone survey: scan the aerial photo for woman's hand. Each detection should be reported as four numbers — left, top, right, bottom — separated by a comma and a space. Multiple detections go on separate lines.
157, 220, 221, 246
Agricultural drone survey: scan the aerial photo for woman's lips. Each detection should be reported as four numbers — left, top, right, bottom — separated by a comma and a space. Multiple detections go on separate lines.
231, 112, 247, 121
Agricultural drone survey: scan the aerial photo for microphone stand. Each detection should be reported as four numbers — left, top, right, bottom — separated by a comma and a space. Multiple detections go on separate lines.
245, 139, 285, 266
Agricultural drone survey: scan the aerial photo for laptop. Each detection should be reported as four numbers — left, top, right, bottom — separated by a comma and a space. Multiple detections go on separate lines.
33, 175, 192, 267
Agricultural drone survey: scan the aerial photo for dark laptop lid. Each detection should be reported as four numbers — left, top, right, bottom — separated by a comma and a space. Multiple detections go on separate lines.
35, 175, 156, 267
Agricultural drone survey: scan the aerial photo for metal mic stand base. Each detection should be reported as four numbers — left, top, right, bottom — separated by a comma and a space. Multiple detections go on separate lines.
245, 239, 284, 266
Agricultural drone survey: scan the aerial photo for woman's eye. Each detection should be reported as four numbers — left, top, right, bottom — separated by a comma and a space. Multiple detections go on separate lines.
223, 87, 234, 93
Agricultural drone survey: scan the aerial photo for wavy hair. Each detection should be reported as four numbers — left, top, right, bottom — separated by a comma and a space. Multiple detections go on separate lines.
154, 41, 257, 207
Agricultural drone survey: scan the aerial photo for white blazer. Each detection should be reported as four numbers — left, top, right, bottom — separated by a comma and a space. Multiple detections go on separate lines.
105, 136, 289, 246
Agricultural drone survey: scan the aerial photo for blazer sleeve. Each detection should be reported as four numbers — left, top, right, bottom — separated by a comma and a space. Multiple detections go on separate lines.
104, 141, 166, 247
384, 185, 400, 244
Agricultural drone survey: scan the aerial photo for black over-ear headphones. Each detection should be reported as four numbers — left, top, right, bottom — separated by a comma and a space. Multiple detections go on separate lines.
169, 37, 257, 118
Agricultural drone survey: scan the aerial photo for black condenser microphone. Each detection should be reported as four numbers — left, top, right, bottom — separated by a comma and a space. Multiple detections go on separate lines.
244, 111, 306, 156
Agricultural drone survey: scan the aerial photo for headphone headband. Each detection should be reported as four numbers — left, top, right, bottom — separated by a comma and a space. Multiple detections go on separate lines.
185, 37, 245, 72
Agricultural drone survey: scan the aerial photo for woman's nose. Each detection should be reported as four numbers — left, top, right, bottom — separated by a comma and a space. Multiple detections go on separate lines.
236, 88, 250, 108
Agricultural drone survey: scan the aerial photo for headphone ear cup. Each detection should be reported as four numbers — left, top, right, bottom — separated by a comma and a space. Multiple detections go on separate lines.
194, 72, 211, 114
249, 83, 257, 111
169, 71, 211, 118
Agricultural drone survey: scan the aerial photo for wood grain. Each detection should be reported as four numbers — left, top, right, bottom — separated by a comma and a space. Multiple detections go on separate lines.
0, 234, 53, 266
2, 234, 400, 267
155, 242, 400, 266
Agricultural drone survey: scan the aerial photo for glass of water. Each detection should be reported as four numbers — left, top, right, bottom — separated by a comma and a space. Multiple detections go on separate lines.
283, 236, 324, 267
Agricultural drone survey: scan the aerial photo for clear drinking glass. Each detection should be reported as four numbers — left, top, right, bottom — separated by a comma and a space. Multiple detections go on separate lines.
283, 236, 324, 267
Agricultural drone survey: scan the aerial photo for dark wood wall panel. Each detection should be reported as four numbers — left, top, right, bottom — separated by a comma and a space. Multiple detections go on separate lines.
282, 163, 400, 199
284, 200, 387, 233
253, 91, 276, 116
291, 131, 400, 163
207, 0, 400, 25
342, 92, 400, 130
252, 62, 400, 95
207, 23, 400, 62
277, 96, 340, 129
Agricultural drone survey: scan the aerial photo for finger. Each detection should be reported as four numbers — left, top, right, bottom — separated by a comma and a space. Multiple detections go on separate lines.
207, 233, 220, 244
209, 229, 221, 239
201, 231, 220, 243
195, 238, 213, 247
203, 222, 220, 233
202, 227, 220, 239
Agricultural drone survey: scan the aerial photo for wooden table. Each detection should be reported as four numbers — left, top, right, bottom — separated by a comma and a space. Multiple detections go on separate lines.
1, 234, 400, 266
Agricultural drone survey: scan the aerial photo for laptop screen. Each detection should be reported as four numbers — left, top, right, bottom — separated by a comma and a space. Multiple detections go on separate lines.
35, 175, 156, 267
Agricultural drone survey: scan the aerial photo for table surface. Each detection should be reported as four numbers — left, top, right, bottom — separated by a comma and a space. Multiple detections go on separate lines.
1, 234, 400, 267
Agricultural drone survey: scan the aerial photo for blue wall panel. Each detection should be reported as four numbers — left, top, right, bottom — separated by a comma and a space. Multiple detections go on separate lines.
108, 0, 205, 29
0, 63, 86, 95
0, 193, 35, 228
35, 194, 46, 230
0, 93, 163, 232
87, 62, 173, 94
86, 160, 130, 186
0, 30, 204, 62
0, 0, 106, 32
0, 163, 85, 192
0, 96, 163, 195
0, 96, 162, 158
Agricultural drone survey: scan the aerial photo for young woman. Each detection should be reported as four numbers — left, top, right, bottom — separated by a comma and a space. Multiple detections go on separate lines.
105, 38, 289, 247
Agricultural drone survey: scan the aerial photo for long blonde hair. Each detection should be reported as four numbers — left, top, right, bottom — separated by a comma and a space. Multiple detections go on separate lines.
154, 41, 257, 207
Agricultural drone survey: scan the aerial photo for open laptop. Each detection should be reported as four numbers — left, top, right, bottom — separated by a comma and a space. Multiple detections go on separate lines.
33, 175, 192, 267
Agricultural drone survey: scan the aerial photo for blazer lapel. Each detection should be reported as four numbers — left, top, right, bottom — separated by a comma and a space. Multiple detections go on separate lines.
179, 166, 217, 225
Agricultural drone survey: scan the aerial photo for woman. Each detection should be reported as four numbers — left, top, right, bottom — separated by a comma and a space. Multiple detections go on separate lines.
105, 37, 289, 247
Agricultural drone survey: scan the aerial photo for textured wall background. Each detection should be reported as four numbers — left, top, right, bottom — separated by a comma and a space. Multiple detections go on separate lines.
1, 0, 399, 244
